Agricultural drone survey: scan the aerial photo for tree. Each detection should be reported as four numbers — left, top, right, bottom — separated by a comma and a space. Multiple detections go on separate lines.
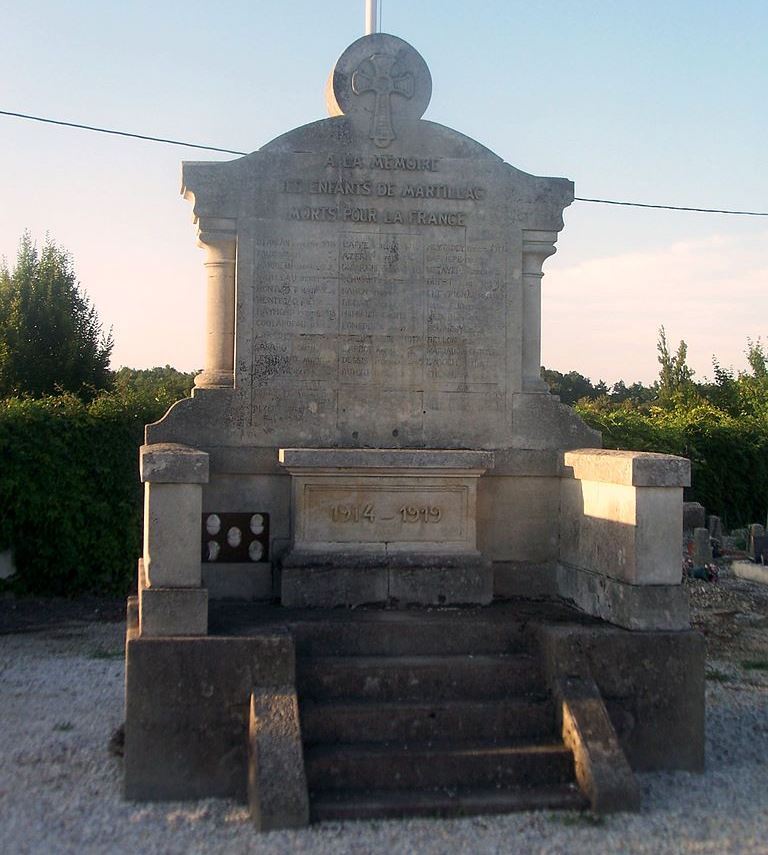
0, 233, 113, 398
541, 367, 603, 405
112, 365, 197, 407
656, 325, 695, 407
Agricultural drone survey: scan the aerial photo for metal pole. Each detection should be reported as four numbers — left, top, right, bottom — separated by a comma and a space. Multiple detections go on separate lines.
365, 0, 378, 34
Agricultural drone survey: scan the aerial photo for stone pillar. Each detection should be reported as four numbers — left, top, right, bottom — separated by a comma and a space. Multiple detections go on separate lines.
139, 443, 210, 636
194, 219, 237, 389
558, 449, 692, 630
521, 230, 558, 392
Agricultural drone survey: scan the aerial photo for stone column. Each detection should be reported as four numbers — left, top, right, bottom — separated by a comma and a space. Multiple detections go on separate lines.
521, 230, 558, 392
194, 219, 237, 389
139, 443, 210, 636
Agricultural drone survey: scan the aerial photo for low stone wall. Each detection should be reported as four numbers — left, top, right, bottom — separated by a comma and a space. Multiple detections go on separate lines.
558, 449, 691, 630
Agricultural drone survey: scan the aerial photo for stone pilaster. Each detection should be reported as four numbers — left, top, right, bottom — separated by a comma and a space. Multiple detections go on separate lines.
521, 230, 558, 392
194, 218, 237, 389
139, 443, 210, 637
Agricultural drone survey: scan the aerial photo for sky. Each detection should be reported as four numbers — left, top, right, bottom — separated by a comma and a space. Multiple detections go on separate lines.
1, 0, 766, 386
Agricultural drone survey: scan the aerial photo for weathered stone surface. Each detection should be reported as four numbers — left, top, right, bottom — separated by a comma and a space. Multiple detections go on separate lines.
281, 555, 491, 608
135, 31, 608, 590
556, 564, 690, 630
478, 476, 560, 563
555, 674, 641, 813
140, 443, 209, 484
387, 560, 492, 605
147, 33, 589, 454
692, 527, 713, 567
125, 632, 295, 800
682, 501, 706, 532
279, 448, 491, 605
560, 479, 684, 586
536, 623, 705, 772
203, 563, 273, 600
562, 449, 690, 488
511, 394, 601, 451
493, 561, 557, 599
138, 586, 208, 637
281, 563, 388, 608
731, 559, 768, 584
279, 448, 493, 471
122, 28, 703, 826
248, 689, 309, 830
707, 514, 723, 543
749, 523, 766, 559
143, 482, 203, 588
288, 474, 481, 556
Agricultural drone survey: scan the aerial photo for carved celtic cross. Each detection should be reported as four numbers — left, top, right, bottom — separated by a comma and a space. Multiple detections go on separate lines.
351, 54, 414, 148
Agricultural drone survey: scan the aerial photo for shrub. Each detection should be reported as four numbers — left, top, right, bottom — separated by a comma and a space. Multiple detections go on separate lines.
576, 400, 768, 528
0, 391, 169, 596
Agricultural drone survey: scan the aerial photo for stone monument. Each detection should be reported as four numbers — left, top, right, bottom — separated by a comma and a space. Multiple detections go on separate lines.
124, 33, 704, 826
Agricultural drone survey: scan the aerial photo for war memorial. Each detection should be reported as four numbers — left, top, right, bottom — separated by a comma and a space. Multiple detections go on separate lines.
124, 31, 704, 828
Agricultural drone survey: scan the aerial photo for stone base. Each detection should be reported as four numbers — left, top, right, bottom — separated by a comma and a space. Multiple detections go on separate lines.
493, 561, 558, 599
248, 689, 309, 830
535, 622, 705, 772
124, 611, 297, 801
280, 553, 492, 607
731, 560, 768, 586
138, 585, 209, 636
556, 563, 690, 631
124, 599, 705, 809
203, 562, 274, 600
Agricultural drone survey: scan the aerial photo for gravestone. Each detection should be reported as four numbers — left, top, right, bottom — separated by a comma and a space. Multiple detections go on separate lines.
692, 527, 713, 567
125, 31, 704, 824
683, 501, 706, 532
749, 523, 765, 559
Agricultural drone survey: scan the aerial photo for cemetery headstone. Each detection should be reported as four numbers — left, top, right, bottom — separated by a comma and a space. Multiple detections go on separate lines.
692, 527, 713, 568
707, 514, 723, 544
749, 523, 766, 560
683, 502, 706, 532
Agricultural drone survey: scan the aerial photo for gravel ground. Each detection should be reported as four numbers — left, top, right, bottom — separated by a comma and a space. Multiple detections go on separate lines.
1, 580, 767, 855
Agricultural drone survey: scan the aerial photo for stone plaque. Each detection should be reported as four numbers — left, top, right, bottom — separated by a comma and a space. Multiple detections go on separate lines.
280, 449, 490, 561
163, 33, 577, 451
297, 479, 471, 551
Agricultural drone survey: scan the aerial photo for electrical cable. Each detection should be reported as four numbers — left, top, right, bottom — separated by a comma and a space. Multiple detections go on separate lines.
574, 197, 767, 217
2, 108, 766, 216
0, 109, 247, 156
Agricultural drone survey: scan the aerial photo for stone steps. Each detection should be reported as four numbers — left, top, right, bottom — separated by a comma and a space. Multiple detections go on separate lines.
305, 742, 576, 792
311, 783, 588, 822
301, 697, 555, 745
297, 653, 543, 701
289, 615, 527, 657
291, 609, 584, 823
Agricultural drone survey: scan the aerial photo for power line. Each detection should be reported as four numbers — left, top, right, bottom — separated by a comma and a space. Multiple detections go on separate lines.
574, 197, 768, 217
2, 108, 767, 217
0, 109, 247, 156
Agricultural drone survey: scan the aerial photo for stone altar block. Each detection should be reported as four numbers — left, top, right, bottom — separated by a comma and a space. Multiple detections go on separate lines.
279, 448, 493, 606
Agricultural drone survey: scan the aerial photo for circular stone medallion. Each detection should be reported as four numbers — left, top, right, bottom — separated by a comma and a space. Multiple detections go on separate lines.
326, 33, 432, 148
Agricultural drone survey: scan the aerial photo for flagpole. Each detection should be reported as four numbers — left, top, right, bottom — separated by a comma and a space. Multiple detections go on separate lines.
365, 0, 378, 35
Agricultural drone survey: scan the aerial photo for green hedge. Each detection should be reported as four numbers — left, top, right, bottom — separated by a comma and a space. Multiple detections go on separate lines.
576, 401, 768, 529
0, 393, 168, 596
2, 392, 766, 596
